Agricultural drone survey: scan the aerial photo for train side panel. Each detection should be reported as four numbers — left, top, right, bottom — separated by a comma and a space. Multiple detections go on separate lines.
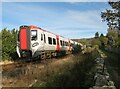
17, 25, 83, 59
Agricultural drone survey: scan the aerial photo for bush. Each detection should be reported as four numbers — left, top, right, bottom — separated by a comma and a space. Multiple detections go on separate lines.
40, 50, 99, 88
1, 28, 18, 60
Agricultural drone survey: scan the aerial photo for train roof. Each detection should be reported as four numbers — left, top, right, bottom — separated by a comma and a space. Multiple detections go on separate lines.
20, 25, 75, 42
29, 25, 67, 38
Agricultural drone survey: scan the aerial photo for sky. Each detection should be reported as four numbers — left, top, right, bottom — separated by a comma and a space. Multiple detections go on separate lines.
1, 2, 111, 39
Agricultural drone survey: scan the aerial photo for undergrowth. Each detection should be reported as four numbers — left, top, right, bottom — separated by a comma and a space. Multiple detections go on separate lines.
32, 49, 99, 89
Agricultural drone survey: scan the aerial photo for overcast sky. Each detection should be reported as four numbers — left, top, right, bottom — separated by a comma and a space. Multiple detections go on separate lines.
1, 2, 111, 38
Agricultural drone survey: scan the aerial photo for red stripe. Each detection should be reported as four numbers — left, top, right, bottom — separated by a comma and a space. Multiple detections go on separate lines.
56, 35, 60, 50
20, 29, 27, 50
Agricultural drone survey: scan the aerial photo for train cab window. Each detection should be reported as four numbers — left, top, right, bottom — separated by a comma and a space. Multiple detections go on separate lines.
48, 37, 52, 45
31, 30, 37, 40
53, 38, 56, 45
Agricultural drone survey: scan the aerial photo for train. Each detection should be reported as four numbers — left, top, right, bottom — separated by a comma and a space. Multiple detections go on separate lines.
16, 25, 82, 59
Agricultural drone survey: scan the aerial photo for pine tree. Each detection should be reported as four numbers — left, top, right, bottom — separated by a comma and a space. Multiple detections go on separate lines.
95, 32, 99, 38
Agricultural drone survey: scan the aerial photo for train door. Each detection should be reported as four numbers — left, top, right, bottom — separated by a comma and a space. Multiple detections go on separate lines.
31, 29, 39, 56
39, 31, 47, 59
40, 31, 46, 51
56, 35, 60, 51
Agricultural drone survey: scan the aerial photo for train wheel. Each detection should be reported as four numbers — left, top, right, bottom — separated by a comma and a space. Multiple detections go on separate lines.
40, 53, 46, 60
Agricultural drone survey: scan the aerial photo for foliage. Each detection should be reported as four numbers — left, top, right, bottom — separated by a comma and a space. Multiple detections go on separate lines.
1, 28, 18, 60
101, 1, 120, 47
101, 1, 120, 29
100, 33, 104, 37
0, 32, 2, 61
0, 32, 1, 47
34, 50, 99, 88
72, 44, 81, 54
107, 27, 118, 46
102, 49, 120, 89
95, 32, 99, 38
91, 38, 101, 47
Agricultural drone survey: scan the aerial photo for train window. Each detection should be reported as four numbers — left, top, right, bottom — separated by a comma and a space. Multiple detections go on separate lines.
65, 42, 67, 46
53, 38, 56, 45
60, 40, 62, 46
48, 37, 52, 45
63, 41, 64, 46
31, 30, 37, 40
66, 42, 68, 46
64, 42, 66, 46
41, 34, 43, 41
64, 41, 65, 46
44, 34, 46, 43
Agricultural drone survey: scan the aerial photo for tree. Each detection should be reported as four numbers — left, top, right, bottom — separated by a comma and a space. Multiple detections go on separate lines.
101, 1, 120, 29
2, 28, 18, 60
100, 33, 104, 37
0, 31, 1, 47
95, 32, 99, 38
92, 39, 101, 46
101, 1, 120, 46
107, 27, 118, 46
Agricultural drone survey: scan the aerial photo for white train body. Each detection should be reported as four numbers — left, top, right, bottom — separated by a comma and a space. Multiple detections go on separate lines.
17, 25, 82, 59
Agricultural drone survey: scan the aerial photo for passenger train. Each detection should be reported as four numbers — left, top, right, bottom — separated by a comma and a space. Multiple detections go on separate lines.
17, 25, 82, 59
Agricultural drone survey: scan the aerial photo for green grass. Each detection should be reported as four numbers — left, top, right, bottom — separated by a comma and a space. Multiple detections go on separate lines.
32, 50, 99, 88
101, 49, 120, 89
102, 49, 120, 73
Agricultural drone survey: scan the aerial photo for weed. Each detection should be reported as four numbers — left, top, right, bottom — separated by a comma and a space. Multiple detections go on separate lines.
32, 50, 99, 88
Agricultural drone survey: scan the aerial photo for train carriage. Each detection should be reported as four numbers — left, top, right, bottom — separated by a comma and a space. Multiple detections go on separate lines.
17, 26, 82, 59
17, 25, 82, 59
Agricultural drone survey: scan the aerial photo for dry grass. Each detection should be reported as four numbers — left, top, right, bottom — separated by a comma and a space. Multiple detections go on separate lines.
2, 55, 75, 87
2, 49, 99, 88
103, 50, 120, 89
32, 50, 99, 88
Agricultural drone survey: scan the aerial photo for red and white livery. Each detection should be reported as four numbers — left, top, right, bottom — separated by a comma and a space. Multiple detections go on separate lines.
17, 25, 81, 59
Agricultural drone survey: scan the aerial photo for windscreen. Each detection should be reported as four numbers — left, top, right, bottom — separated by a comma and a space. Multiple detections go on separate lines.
31, 30, 37, 40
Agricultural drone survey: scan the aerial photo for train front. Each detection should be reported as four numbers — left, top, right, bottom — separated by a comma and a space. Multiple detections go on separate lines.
16, 25, 38, 58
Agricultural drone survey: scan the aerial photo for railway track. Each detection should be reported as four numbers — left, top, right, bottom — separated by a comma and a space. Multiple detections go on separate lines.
2, 54, 68, 72
2, 54, 71, 87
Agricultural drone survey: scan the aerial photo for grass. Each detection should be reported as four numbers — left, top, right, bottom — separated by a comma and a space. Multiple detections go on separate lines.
102, 49, 120, 89
32, 49, 99, 88
102, 49, 120, 73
